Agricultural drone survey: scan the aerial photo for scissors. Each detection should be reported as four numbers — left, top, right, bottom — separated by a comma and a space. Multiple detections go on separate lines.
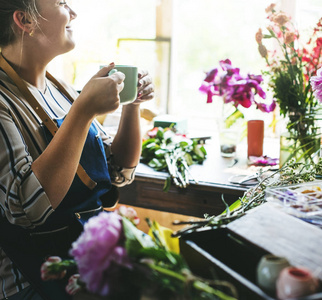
228, 174, 259, 186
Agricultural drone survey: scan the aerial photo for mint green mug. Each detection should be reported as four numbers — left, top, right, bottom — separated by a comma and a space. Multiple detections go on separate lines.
108, 65, 138, 105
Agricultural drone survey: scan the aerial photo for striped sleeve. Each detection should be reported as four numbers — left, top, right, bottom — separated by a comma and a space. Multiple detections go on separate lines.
0, 100, 54, 228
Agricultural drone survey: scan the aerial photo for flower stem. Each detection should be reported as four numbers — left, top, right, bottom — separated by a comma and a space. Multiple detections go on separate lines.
147, 264, 237, 300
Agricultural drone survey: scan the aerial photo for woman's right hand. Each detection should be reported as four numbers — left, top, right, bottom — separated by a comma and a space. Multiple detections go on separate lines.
75, 63, 125, 119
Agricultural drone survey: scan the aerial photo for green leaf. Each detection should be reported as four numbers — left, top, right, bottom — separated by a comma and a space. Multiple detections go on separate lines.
122, 217, 156, 257
148, 158, 167, 170
156, 128, 164, 140
138, 247, 187, 270
154, 149, 167, 158
142, 138, 156, 149
163, 176, 172, 192
184, 153, 193, 166
221, 199, 242, 215
179, 141, 189, 148
224, 109, 244, 128
192, 144, 206, 161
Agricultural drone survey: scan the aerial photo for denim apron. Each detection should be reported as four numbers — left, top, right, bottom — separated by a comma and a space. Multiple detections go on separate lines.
0, 55, 114, 300
0, 118, 113, 300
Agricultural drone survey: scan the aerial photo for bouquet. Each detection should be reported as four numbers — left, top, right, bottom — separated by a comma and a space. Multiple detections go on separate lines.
141, 127, 207, 191
199, 59, 275, 128
255, 3, 322, 163
41, 206, 238, 300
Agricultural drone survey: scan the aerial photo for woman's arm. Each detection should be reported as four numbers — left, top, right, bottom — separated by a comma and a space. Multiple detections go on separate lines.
31, 66, 124, 209
111, 70, 154, 168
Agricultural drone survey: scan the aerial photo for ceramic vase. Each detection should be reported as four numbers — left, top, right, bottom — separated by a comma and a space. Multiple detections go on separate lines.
247, 120, 264, 157
256, 254, 290, 295
276, 266, 319, 299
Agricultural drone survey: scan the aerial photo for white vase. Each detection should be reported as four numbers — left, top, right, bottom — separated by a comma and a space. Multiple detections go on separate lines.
256, 254, 290, 295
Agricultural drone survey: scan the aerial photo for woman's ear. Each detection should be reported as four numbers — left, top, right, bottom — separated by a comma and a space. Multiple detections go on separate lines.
12, 10, 35, 35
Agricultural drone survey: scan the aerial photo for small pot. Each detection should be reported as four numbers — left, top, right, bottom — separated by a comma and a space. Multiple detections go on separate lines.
256, 254, 290, 294
276, 266, 319, 299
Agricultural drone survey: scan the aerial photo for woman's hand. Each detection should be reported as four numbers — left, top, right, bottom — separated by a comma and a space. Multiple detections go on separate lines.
75, 64, 125, 119
131, 70, 154, 105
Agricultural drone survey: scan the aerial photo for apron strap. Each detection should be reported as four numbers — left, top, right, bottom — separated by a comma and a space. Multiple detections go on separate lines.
0, 53, 97, 190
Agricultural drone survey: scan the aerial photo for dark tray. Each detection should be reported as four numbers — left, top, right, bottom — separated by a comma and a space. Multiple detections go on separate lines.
179, 227, 322, 300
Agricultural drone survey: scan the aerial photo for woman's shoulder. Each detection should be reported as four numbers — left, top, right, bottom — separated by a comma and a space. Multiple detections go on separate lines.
0, 69, 19, 104
49, 75, 80, 99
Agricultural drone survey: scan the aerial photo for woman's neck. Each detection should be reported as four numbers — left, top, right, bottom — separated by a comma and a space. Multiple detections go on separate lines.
1, 45, 48, 92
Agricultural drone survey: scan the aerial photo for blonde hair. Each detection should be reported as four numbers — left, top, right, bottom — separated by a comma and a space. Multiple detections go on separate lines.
0, 0, 40, 47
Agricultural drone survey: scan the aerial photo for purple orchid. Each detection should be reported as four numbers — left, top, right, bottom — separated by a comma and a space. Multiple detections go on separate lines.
248, 155, 279, 166
199, 59, 275, 112
256, 100, 277, 113
310, 67, 322, 102
70, 212, 132, 296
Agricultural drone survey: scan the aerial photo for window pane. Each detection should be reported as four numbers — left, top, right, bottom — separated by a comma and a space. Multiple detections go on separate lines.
170, 0, 274, 130
169, 0, 322, 132
58, 0, 156, 89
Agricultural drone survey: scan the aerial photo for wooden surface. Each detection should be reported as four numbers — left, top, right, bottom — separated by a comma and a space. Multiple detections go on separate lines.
227, 203, 322, 281
119, 138, 279, 218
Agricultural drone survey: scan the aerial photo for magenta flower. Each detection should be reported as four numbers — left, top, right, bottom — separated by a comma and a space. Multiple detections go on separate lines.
248, 155, 279, 166
199, 59, 275, 112
256, 100, 277, 113
310, 67, 322, 102
70, 212, 132, 296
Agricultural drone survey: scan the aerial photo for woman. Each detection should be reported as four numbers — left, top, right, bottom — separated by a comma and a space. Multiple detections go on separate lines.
0, 0, 154, 299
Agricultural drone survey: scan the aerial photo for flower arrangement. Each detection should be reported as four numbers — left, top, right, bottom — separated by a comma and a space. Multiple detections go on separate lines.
199, 59, 275, 127
255, 3, 322, 164
41, 205, 238, 300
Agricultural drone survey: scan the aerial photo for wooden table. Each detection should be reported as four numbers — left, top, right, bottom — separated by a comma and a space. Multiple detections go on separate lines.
119, 138, 280, 218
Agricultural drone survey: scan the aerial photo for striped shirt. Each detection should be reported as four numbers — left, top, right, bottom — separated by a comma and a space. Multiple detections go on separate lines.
0, 69, 135, 299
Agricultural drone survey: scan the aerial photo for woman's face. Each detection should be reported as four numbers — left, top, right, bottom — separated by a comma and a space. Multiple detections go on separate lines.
34, 0, 77, 56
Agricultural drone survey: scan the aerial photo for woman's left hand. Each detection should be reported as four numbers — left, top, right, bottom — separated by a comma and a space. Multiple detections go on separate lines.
132, 70, 154, 105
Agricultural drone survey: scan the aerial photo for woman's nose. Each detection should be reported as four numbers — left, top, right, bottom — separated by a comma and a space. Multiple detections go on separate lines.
67, 5, 77, 20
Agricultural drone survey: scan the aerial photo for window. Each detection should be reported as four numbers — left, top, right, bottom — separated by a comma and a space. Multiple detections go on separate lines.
50, 0, 322, 133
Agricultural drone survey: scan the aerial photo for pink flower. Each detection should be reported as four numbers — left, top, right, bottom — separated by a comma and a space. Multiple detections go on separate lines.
255, 28, 263, 44
248, 155, 279, 166
310, 67, 322, 102
272, 12, 289, 26
199, 60, 275, 112
265, 3, 276, 14
40, 256, 67, 281
65, 274, 82, 295
115, 205, 140, 226
70, 212, 132, 296
285, 31, 295, 44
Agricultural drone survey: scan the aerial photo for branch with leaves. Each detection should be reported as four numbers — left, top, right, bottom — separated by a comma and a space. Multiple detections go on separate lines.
173, 158, 322, 237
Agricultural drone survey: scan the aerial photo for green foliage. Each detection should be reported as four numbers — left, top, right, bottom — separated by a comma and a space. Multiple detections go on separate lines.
141, 127, 207, 191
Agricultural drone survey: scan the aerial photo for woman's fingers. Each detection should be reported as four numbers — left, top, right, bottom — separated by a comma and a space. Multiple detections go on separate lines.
138, 83, 154, 99
93, 63, 115, 78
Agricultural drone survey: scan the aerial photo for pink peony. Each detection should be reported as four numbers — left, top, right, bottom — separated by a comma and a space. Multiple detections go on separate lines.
70, 212, 132, 296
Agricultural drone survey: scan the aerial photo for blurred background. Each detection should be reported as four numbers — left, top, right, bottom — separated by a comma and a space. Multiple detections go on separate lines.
49, 0, 322, 135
